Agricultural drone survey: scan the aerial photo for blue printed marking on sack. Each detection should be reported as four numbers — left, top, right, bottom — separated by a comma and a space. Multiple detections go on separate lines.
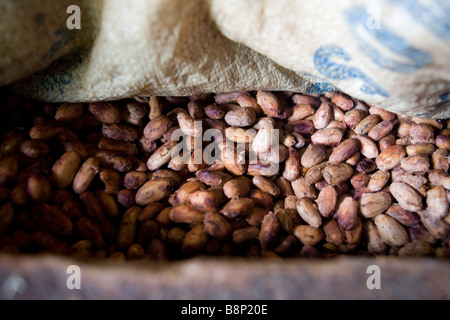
345, 5, 433, 73
38, 52, 83, 95
313, 44, 389, 97
42, 28, 77, 62
434, 92, 450, 109
301, 73, 338, 94
305, 82, 337, 94
33, 13, 44, 26
440, 92, 450, 102
388, 0, 450, 43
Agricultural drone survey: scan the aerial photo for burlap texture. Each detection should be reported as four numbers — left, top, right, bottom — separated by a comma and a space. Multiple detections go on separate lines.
1, 0, 449, 118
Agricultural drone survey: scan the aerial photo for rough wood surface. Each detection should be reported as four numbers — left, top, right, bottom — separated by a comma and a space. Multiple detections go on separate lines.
0, 254, 448, 299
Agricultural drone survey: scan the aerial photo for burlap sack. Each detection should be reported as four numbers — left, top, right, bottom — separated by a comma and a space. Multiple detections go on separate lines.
1, 0, 449, 118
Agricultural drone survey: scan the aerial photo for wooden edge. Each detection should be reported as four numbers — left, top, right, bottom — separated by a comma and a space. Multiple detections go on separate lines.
0, 254, 449, 299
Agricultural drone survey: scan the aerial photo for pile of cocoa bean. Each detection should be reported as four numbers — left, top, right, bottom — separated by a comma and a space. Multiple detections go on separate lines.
0, 90, 448, 260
